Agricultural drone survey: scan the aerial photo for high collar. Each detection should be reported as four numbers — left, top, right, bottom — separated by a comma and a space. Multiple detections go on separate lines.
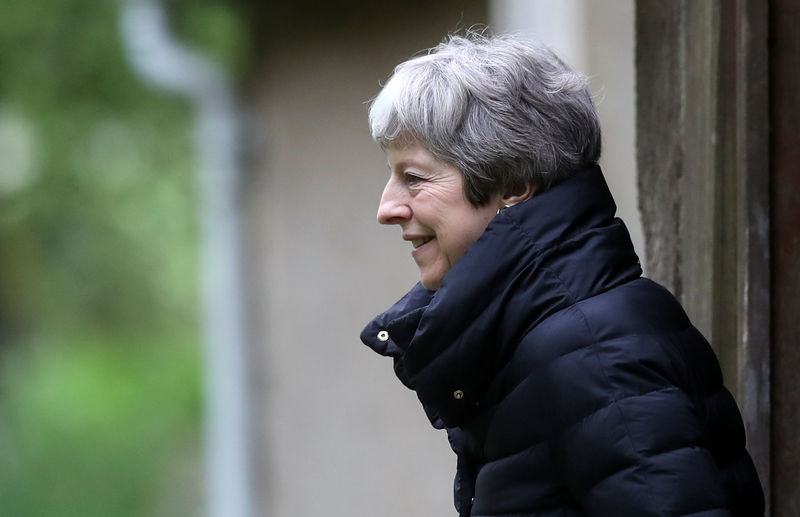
361, 165, 642, 427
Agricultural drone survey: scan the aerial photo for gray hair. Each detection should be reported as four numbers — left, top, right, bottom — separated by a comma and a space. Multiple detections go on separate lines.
368, 32, 602, 205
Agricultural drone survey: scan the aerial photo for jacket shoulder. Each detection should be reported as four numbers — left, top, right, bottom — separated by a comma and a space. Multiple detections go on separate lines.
478, 279, 763, 516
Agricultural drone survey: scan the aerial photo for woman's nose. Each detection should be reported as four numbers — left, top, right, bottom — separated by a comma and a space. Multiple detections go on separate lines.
377, 178, 412, 225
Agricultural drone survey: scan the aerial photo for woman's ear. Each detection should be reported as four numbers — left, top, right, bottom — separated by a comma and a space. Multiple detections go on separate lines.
501, 184, 536, 207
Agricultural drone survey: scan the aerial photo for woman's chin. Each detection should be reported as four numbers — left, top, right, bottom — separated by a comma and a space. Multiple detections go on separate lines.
419, 273, 444, 291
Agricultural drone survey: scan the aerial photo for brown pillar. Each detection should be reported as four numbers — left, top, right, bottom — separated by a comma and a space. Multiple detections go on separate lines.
635, 0, 771, 505
769, 0, 800, 513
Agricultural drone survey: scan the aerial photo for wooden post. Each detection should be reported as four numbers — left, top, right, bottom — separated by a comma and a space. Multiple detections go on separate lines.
769, 0, 800, 513
635, 0, 770, 505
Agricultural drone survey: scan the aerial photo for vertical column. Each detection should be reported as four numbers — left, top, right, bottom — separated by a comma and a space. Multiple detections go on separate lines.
489, 0, 587, 72
635, 0, 770, 503
769, 0, 800, 513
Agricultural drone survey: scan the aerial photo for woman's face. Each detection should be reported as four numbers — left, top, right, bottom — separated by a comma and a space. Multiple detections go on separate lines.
377, 142, 500, 290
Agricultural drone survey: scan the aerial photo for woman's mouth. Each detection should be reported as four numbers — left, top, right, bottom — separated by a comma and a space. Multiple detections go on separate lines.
412, 237, 434, 249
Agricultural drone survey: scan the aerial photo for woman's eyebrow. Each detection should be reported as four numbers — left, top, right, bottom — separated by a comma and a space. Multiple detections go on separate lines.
388, 160, 411, 172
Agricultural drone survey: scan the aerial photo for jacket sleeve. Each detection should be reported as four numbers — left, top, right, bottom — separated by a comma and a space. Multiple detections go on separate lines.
536, 304, 756, 517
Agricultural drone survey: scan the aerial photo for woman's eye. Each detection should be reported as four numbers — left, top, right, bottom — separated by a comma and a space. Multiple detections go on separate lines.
405, 173, 424, 185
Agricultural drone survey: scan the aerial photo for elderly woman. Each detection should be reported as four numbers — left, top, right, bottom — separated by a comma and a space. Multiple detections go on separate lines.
360, 33, 764, 517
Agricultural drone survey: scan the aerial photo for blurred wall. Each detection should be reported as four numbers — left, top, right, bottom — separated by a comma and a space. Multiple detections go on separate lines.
241, 4, 485, 516
241, 2, 638, 515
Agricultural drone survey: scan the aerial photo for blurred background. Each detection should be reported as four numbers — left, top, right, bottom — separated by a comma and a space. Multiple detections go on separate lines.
0, 1, 637, 516
0, 0, 207, 515
6, 0, 795, 516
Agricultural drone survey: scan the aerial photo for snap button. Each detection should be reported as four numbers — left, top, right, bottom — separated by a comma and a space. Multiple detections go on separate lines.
453, 390, 464, 400
377, 330, 389, 342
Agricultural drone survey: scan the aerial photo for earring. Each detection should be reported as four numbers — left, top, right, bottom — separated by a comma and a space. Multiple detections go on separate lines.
497, 204, 511, 215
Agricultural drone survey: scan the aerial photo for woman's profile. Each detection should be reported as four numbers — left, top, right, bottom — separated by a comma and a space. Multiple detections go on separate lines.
360, 32, 764, 516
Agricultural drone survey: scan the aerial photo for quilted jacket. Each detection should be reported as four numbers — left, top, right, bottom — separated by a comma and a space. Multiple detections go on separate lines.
361, 165, 764, 517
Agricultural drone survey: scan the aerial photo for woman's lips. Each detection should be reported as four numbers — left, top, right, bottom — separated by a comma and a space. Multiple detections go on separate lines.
411, 237, 434, 256
412, 237, 433, 249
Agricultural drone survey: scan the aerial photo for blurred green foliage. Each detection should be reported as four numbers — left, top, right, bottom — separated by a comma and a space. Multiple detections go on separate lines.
168, 0, 247, 75
0, 0, 246, 515
0, 333, 202, 516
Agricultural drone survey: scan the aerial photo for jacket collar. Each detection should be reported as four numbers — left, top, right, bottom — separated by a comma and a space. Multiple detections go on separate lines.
361, 165, 641, 427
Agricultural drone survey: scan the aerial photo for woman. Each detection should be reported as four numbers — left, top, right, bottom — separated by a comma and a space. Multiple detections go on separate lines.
360, 33, 764, 517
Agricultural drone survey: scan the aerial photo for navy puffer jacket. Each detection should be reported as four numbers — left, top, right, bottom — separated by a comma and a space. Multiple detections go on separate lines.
361, 166, 764, 516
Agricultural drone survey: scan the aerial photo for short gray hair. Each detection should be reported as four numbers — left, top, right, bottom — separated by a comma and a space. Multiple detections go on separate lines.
369, 32, 602, 205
